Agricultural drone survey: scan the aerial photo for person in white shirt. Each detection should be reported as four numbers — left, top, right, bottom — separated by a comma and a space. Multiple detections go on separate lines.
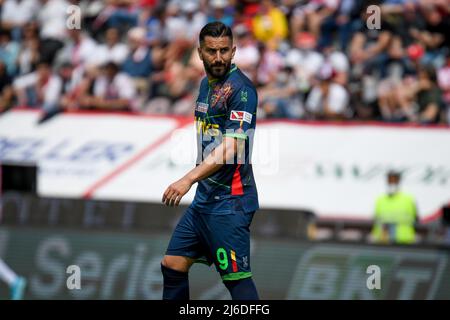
94, 28, 129, 66
13, 61, 63, 112
233, 24, 260, 81
1, 0, 39, 41
285, 32, 325, 92
80, 61, 137, 111
305, 63, 349, 120
37, 0, 70, 42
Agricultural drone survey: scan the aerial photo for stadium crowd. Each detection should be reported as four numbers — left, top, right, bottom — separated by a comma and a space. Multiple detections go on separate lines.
0, 0, 449, 124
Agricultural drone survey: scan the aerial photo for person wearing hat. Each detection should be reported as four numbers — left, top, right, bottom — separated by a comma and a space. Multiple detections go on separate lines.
371, 170, 418, 244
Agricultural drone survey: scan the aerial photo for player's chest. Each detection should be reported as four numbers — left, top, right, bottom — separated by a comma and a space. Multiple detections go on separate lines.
195, 83, 232, 129
196, 82, 233, 114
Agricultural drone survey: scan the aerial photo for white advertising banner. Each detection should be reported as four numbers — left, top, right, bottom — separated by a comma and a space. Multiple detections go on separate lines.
1, 110, 449, 221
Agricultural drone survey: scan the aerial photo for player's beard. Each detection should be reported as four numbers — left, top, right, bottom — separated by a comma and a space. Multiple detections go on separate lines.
204, 59, 231, 79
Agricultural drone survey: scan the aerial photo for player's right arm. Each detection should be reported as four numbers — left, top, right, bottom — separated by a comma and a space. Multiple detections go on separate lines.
162, 136, 238, 207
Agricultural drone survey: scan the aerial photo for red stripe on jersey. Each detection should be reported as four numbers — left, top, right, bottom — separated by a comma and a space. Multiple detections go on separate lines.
231, 250, 238, 272
231, 164, 244, 195
231, 259, 238, 272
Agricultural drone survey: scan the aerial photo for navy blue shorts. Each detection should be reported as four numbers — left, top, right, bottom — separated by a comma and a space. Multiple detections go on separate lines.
166, 204, 255, 281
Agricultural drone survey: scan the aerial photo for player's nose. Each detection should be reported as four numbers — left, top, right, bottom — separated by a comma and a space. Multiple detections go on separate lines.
214, 52, 224, 64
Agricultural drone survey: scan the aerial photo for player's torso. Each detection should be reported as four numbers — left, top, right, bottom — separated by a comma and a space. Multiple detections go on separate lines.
192, 68, 259, 213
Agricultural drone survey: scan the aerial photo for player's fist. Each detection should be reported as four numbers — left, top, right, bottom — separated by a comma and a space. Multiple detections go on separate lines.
162, 177, 193, 207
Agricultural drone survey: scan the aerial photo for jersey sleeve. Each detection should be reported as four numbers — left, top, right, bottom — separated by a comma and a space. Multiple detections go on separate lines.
223, 84, 257, 140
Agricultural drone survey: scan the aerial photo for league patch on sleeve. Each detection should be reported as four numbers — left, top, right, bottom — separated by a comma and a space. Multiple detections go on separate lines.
230, 111, 252, 124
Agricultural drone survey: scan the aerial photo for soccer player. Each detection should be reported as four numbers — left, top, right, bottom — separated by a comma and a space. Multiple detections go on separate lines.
161, 21, 259, 300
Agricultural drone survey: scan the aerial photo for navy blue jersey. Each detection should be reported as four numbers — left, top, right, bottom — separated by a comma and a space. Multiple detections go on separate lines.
192, 64, 259, 214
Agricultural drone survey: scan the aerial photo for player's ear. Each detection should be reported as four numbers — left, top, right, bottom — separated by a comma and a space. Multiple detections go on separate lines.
197, 47, 203, 61
231, 45, 236, 60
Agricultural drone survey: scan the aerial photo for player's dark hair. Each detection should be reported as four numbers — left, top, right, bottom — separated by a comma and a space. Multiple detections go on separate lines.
199, 21, 233, 45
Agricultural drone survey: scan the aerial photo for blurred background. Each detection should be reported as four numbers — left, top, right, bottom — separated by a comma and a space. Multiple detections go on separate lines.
0, 0, 450, 300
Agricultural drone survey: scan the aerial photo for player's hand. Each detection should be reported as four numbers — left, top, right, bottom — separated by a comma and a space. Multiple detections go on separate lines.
162, 177, 193, 207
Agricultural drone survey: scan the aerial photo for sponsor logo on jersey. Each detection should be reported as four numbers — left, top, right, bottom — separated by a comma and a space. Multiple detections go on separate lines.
230, 111, 252, 124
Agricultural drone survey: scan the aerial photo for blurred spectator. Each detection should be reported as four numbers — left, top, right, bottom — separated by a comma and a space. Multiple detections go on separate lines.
370, 170, 418, 245
349, 2, 396, 79
0, 61, 14, 113
17, 25, 42, 76
0, 29, 20, 76
437, 52, 450, 124
398, 65, 442, 124
180, 1, 207, 43
37, 0, 70, 42
233, 23, 260, 81
379, 65, 442, 123
410, 4, 450, 69
285, 32, 324, 93
251, 0, 288, 49
291, 0, 340, 44
322, 44, 349, 86
164, 2, 189, 42
94, 0, 140, 33
0, 0, 39, 41
145, 43, 199, 115
317, 0, 356, 50
305, 63, 349, 120
57, 28, 98, 69
13, 61, 62, 114
95, 28, 129, 65
255, 39, 284, 87
141, 4, 166, 48
121, 26, 152, 103
207, 0, 234, 27
37, 62, 78, 122
258, 64, 303, 119
79, 61, 137, 111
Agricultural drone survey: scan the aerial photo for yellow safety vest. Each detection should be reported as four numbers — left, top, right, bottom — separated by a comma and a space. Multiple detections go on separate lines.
371, 192, 417, 244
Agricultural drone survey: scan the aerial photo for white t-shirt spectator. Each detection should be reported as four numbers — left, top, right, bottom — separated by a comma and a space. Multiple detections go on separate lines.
37, 0, 70, 40
94, 43, 129, 66
306, 83, 349, 115
327, 51, 350, 73
57, 34, 98, 67
257, 49, 284, 85
93, 72, 137, 109
13, 71, 62, 106
234, 44, 260, 70
437, 64, 450, 104
285, 49, 325, 83
1, 0, 39, 26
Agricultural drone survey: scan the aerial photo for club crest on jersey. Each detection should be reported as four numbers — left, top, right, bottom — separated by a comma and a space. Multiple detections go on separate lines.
195, 102, 208, 113
230, 111, 252, 124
